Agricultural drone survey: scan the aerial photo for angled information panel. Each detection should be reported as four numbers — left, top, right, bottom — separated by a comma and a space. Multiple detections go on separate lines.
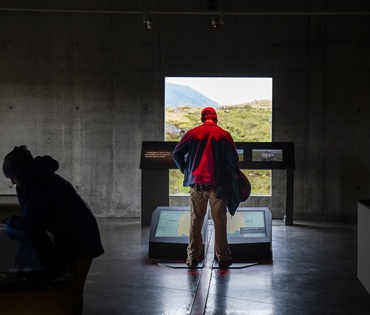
226, 207, 272, 260
140, 141, 177, 170
140, 141, 295, 170
149, 206, 208, 259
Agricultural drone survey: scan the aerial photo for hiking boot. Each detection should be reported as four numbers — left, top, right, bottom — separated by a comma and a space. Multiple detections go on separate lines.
218, 259, 232, 268
186, 259, 198, 267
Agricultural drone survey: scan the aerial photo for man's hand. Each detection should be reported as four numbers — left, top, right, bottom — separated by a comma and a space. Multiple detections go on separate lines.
0, 218, 8, 224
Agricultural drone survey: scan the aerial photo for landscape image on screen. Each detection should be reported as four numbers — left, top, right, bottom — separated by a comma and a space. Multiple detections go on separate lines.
237, 149, 244, 162
252, 149, 283, 162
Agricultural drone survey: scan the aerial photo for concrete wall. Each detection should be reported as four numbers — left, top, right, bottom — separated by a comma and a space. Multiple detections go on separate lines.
1, 1, 370, 221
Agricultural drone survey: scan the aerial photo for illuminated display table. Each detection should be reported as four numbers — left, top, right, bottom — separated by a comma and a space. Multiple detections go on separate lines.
149, 206, 272, 260
357, 200, 370, 294
226, 207, 272, 260
0, 227, 73, 314
149, 206, 208, 259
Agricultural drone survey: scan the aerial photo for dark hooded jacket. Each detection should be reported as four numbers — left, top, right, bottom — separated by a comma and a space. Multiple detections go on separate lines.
6, 156, 104, 263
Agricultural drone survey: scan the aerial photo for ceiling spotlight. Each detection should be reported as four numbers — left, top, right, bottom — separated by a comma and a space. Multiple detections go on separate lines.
143, 13, 153, 29
146, 15, 153, 29
212, 14, 224, 28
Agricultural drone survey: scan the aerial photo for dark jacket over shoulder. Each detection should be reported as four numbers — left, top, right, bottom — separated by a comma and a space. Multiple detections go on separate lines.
7, 156, 104, 263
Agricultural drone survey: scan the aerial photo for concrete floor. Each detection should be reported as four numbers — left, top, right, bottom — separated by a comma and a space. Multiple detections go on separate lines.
84, 219, 370, 315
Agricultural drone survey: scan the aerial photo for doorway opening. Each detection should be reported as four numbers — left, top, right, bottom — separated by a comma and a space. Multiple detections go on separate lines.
165, 77, 273, 196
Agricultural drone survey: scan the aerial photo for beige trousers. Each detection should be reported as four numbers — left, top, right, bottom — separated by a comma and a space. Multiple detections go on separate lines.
188, 187, 231, 261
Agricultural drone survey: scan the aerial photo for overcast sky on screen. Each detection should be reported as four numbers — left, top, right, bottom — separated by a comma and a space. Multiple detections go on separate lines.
165, 77, 272, 106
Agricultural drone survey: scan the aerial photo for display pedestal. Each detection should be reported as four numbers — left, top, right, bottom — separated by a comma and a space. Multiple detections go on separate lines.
0, 229, 73, 314
149, 206, 272, 261
141, 170, 169, 225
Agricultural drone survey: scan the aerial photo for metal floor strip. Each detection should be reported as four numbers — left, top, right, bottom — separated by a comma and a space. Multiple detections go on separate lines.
190, 227, 214, 315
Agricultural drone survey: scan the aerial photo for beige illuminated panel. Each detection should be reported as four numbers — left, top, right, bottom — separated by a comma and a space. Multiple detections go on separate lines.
226, 210, 266, 237
154, 210, 190, 237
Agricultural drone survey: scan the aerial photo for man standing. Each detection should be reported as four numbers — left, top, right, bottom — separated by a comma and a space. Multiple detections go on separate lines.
172, 107, 239, 268
1, 145, 104, 315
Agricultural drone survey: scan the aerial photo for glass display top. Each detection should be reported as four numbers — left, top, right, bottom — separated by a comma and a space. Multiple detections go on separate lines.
154, 210, 266, 238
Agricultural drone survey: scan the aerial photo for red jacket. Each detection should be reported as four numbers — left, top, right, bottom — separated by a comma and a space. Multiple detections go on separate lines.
172, 121, 239, 189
